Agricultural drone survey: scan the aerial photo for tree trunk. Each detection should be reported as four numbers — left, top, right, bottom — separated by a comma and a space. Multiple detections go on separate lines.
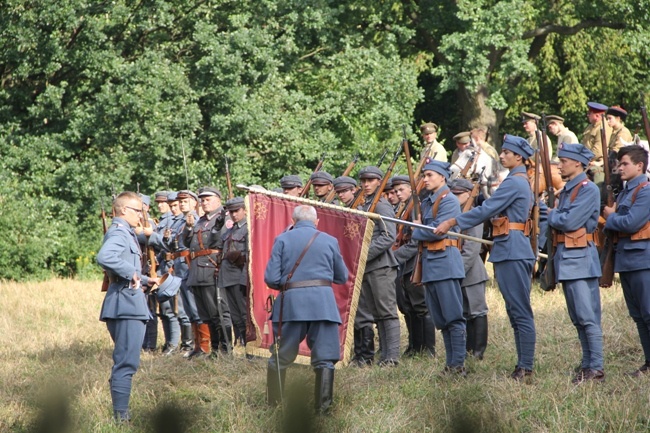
458, 84, 505, 150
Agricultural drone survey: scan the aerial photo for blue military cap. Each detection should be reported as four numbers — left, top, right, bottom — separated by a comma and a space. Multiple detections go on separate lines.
449, 178, 474, 193
177, 190, 198, 202
154, 191, 171, 202
156, 272, 182, 303
587, 101, 608, 113
557, 143, 594, 166
280, 175, 303, 189
225, 196, 245, 211
310, 171, 334, 185
502, 134, 534, 159
138, 193, 151, 207
422, 159, 451, 180
333, 176, 357, 192
197, 186, 222, 198
166, 192, 178, 202
358, 166, 383, 180
391, 175, 411, 186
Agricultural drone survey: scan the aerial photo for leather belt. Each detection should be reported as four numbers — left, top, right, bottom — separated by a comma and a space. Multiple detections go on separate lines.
189, 249, 221, 260
507, 222, 526, 231
423, 238, 460, 251
285, 279, 332, 289
165, 250, 190, 261
554, 233, 596, 243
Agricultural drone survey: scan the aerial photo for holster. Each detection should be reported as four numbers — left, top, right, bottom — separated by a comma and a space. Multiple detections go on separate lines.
631, 221, 650, 241
225, 250, 246, 268
491, 216, 530, 237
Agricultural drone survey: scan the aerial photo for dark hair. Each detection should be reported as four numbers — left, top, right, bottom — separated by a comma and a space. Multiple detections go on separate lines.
618, 145, 648, 173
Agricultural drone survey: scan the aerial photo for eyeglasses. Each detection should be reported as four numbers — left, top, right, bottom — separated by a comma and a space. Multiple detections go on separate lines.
125, 206, 143, 214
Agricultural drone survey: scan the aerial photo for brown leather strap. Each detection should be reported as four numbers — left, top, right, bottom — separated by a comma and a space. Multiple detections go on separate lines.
423, 238, 460, 251
554, 233, 597, 243
189, 249, 222, 260
285, 279, 332, 289
508, 222, 526, 231
283, 232, 321, 291
165, 250, 190, 261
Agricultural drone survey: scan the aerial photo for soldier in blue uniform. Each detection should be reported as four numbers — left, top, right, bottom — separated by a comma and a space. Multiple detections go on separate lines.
169, 191, 208, 357
412, 161, 467, 375
449, 178, 489, 360
265, 205, 348, 414
135, 194, 159, 353
392, 175, 436, 357
603, 145, 650, 377
184, 187, 231, 355
218, 197, 249, 348
548, 143, 604, 383
436, 135, 536, 381
357, 166, 400, 366
97, 191, 159, 422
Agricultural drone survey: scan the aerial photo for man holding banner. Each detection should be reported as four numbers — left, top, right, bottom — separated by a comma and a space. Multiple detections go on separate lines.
264, 205, 349, 414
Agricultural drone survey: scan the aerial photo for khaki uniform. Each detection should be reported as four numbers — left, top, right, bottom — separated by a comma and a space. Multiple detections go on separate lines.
481, 143, 499, 161
609, 126, 633, 152
528, 133, 553, 160
422, 140, 448, 162
581, 122, 612, 164
557, 128, 579, 147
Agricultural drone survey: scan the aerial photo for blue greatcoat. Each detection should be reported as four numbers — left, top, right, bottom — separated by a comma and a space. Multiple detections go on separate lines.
548, 172, 601, 281
96, 216, 151, 415
97, 217, 151, 321
605, 174, 650, 273
265, 220, 349, 369
455, 164, 536, 371
548, 172, 603, 371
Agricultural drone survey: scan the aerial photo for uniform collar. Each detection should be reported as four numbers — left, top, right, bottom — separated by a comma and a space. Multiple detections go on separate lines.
112, 217, 132, 231
564, 171, 588, 190
205, 207, 223, 220
293, 220, 316, 230
427, 185, 450, 202
509, 165, 527, 176
626, 174, 648, 190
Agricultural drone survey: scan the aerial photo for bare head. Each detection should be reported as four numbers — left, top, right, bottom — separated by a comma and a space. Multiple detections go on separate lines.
292, 205, 318, 224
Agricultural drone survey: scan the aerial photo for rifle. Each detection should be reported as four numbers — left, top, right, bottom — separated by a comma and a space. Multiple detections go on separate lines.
458, 148, 479, 179
641, 92, 650, 142
537, 117, 556, 291
141, 204, 159, 291
224, 156, 234, 200
530, 145, 540, 264
599, 114, 616, 287
324, 153, 358, 203
100, 196, 110, 292
300, 153, 326, 198
376, 148, 389, 168
464, 167, 486, 214
402, 124, 425, 285
368, 143, 403, 213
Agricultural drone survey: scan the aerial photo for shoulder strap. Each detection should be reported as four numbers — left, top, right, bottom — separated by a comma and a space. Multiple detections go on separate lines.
569, 180, 589, 203
431, 192, 448, 218
284, 232, 320, 290
631, 181, 650, 204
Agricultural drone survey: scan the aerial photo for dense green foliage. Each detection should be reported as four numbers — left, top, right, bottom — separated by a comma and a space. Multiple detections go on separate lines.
1, 0, 649, 279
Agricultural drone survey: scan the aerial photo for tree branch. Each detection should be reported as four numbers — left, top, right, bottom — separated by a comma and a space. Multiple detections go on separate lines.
522, 19, 626, 39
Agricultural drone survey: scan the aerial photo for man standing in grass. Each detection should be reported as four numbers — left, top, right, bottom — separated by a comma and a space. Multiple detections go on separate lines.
603, 146, 650, 377
548, 143, 604, 384
97, 191, 159, 423
436, 135, 536, 381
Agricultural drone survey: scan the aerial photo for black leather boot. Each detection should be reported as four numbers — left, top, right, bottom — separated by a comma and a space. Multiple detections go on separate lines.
472, 315, 488, 360
267, 366, 286, 406
403, 314, 416, 357
314, 368, 335, 414
180, 323, 193, 352
360, 326, 375, 366
422, 314, 436, 357
465, 318, 476, 355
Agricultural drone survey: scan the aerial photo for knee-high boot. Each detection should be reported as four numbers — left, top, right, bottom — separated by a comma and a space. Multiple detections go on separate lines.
472, 315, 488, 360
403, 314, 416, 357
314, 368, 335, 414
422, 314, 436, 357
466, 318, 476, 354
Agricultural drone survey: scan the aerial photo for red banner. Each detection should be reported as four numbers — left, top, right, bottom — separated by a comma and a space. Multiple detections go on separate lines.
244, 192, 373, 366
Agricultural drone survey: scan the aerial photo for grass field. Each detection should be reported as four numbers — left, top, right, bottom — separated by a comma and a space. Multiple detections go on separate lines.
2, 278, 650, 433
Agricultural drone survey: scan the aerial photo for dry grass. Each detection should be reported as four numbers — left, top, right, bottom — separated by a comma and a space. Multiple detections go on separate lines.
1, 278, 650, 433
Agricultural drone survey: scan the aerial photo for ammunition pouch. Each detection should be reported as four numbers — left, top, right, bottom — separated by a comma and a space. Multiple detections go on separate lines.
423, 238, 460, 252
617, 221, 650, 242
225, 250, 246, 268
491, 216, 531, 237
553, 228, 598, 248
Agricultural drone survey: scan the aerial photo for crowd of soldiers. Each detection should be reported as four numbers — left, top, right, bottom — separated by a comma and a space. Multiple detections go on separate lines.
96, 99, 650, 422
